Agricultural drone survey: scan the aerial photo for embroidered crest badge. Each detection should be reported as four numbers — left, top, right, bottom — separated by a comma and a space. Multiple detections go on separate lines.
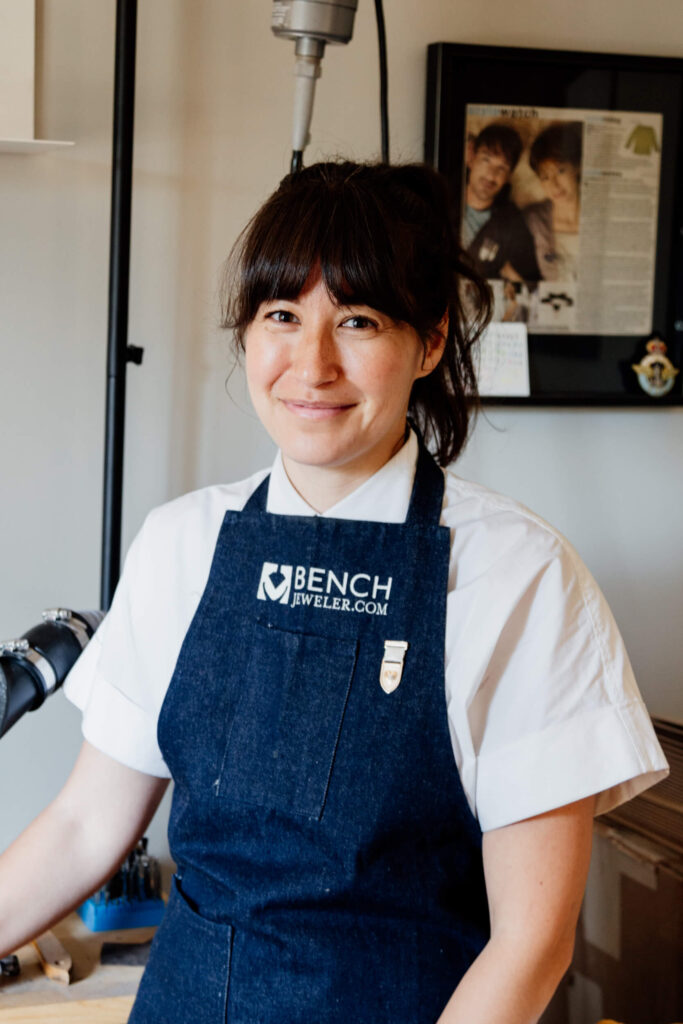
632, 336, 679, 398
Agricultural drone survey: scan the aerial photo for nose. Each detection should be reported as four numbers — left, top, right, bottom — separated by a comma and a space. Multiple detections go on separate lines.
290, 323, 339, 386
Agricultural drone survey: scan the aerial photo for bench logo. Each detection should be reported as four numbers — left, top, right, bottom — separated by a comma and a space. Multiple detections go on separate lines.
256, 560, 392, 617
257, 563, 292, 604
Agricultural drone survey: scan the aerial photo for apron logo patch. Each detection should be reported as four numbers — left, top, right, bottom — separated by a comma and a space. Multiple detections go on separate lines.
256, 561, 392, 616
257, 563, 293, 604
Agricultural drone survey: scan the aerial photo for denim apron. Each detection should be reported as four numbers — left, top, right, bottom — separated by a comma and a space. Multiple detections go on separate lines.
129, 442, 489, 1024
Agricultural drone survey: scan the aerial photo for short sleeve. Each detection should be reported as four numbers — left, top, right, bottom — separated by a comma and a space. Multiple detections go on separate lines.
63, 518, 172, 778
63, 477, 265, 778
443, 487, 669, 833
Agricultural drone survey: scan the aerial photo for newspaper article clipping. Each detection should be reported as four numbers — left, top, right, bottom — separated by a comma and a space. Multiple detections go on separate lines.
461, 104, 662, 337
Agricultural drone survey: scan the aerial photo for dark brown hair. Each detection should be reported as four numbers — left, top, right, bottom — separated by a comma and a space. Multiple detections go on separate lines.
529, 122, 582, 175
473, 123, 523, 171
221, 161, 491, 466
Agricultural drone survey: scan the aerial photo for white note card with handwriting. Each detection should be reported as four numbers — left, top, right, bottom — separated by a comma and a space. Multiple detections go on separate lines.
477, 323, 530, 398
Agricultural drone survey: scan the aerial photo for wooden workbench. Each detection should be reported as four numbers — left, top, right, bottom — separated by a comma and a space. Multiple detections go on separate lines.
0, 913, 155, 1023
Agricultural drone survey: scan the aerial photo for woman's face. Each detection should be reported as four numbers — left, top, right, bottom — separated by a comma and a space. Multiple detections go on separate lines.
537, 159, 579, 205
245, 274, 444, 481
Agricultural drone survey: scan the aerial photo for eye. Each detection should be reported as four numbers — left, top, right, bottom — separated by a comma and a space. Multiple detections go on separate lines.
264, 309, 299, 324
341, 314, 378, 330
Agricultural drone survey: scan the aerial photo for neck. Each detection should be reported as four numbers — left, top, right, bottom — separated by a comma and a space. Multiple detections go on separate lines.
282, 429, 409, 514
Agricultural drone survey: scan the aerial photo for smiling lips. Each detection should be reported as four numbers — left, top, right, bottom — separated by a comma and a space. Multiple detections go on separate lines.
280, 399, 356, 420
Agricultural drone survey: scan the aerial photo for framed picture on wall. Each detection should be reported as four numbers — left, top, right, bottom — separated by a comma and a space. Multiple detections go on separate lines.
425, 43, 683, 405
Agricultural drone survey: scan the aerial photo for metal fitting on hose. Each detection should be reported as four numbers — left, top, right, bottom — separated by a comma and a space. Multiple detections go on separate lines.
0, 609, 104, 738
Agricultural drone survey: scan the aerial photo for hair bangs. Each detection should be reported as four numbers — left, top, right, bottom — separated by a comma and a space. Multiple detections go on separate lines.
224, 170, 421, 347
240, 190, 328, 309
316, 191, 413, 324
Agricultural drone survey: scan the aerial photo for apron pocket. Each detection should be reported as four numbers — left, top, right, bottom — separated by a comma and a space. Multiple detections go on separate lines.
228, 912, 420, 1024
129, 874, 233, 1024
215, 621, 358, 819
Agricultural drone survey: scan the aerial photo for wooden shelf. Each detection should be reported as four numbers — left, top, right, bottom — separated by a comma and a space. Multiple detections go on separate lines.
0, 139, 74, 154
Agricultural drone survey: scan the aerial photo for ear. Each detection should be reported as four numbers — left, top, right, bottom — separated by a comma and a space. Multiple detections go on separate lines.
416, 314, 448, 379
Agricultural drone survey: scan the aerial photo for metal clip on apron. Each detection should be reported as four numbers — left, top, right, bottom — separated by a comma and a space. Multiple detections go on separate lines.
130, 442, 489, 1024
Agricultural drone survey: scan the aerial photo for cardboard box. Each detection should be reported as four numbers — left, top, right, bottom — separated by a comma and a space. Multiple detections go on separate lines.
542, 822, 683, 1024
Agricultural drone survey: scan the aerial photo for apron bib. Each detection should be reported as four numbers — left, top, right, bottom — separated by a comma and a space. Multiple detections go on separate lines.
130, 443, 489, 1024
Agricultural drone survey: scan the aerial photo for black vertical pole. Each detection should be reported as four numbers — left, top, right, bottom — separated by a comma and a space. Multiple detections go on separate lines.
100, 0, 138, 610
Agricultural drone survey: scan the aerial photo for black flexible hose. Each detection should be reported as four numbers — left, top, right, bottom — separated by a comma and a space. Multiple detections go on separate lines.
0, 612, 103, 738
373, 0, 389, 162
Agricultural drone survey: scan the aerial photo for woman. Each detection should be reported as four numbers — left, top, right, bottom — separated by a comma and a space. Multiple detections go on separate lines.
524, 122, 582, 281
0, 162, 667, 1024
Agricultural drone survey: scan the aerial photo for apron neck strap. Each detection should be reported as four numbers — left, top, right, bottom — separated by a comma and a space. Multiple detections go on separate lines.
243, 438, 444, 526
404, 440, 445, 527
244, 474, 269, 512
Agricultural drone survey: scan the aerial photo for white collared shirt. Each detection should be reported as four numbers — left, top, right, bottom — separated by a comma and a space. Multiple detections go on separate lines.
64, 432, 668, 831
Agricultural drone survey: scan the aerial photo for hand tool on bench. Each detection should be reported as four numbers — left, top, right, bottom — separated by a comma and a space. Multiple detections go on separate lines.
32, 929, 71, 984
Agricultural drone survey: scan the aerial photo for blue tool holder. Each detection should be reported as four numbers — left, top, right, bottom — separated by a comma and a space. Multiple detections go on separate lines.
78, 894, 165, 932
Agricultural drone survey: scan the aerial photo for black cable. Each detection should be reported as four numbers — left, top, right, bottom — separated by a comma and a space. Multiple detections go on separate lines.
373, 0, 389, 163
291, 149, 303, 175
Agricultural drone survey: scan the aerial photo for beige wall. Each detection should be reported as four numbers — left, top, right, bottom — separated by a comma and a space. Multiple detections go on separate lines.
1, 0, 681, 868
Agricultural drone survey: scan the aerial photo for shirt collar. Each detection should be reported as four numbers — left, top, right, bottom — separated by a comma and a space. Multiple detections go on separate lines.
266, 429, 419, 523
